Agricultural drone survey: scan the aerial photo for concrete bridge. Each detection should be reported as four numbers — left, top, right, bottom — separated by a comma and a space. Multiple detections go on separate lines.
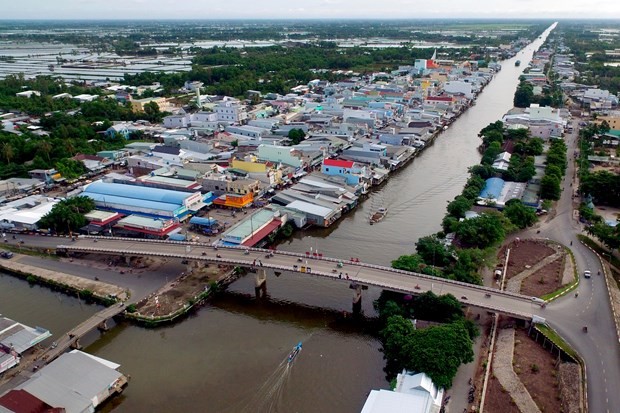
58, 237, 547, 321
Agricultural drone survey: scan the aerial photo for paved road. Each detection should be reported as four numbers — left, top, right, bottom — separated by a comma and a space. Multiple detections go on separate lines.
56, 236, 546, 320
516, 118, 620, 413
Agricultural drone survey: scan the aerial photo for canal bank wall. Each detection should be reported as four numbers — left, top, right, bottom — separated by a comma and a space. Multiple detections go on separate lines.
0, 256, 127, 305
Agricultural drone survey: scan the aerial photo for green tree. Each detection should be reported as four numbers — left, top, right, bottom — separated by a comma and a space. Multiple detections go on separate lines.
38, 196, 95, 234
455, 212, 506, 248
503, 199, 538, 229
447, 195, 473, 219
540, 174, 561, 200
415, 235, 452, 267
287, 128, 306, 145
55, 158, 86, 180
587, 222, 620, 251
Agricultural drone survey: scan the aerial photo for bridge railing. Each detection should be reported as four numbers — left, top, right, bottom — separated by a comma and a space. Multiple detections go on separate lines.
67, 237, 538, 304
60, 244, 535, 319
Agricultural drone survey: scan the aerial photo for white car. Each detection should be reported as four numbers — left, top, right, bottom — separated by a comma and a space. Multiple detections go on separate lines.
584, 270, 591, 279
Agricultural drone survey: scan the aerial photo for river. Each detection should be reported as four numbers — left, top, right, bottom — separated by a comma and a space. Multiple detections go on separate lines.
0, 23, 555, 413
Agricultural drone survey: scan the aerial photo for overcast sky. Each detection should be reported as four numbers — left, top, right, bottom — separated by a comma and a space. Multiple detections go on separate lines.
2, 0, 620, 20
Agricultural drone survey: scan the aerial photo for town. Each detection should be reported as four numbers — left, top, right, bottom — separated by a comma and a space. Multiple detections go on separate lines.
1, 15, 620, 413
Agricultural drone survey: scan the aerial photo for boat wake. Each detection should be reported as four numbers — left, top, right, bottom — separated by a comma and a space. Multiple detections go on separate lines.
233, 342, 303, 413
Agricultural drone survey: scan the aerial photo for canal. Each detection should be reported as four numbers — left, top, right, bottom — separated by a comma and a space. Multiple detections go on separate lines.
0, 23, 554, 413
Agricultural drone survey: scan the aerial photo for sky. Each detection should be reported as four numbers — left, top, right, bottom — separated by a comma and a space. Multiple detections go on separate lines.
3, 0, 620, 20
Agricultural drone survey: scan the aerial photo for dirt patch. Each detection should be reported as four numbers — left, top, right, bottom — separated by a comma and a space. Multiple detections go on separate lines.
513, 328, 561, 413
135, 263, 233, 316
520, 255, 565, 297
558, 362, 581, 413
500, 240, 556, 279
59, 253, 166, 274
484, 374, 520, 413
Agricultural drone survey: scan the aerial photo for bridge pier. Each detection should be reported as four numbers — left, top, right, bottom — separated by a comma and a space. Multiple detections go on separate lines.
352, 284, 363, 314
70, 338, 82, 350
254, 269, 267, 298
124, 255, 132, 266
97, 320, 109, 332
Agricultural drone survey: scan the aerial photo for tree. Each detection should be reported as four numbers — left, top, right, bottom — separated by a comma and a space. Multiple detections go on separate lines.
287, 128, 306, 145
587, 223, 620, 251
410, 292, 464, 322
415, 236, 452, 267
401, 321, 474, 389
455, 212, 506, 248
142, 101, 163, 123
447, 195, 473, 219
448, 248, 485, 285
514, 81, 534, 108
540, 174, 561, 200
0, 142, 14, 164
503, 199, 537, 229
38, 196, 95, 234
55, 158, 86, 180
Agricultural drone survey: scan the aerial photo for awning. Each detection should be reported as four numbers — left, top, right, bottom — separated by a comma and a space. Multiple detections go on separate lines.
189, 202, 208, 212
241, 219, 281, 247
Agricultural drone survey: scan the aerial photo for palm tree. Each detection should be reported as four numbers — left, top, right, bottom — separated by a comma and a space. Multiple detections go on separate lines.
0, 142, 14, 164
38, 141, 52, 162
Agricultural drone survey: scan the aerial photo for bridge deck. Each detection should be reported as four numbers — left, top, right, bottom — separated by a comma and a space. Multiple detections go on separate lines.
59, 237, 545, 320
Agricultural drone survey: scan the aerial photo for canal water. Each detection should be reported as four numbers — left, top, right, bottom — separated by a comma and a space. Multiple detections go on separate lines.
1, 24, 554, 413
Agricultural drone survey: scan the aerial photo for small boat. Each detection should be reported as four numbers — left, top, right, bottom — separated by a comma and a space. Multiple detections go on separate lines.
369, 207, 388, 224
515, 60, 521, 67
288, 342, 302, 364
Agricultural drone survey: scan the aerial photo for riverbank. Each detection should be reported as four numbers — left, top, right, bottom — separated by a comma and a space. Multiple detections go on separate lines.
0, 255, 127, 305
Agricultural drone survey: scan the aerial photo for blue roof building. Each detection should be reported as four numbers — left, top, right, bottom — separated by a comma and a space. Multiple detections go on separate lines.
82, 181, 207, 220
479, 177, 505, 200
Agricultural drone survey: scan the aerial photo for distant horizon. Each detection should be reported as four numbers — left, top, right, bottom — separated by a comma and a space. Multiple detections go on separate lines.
2, 0, 620, 20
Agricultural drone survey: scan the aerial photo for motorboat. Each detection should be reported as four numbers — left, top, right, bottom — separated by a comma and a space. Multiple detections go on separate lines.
369, 207, 388, 224
288, 342, 302, 364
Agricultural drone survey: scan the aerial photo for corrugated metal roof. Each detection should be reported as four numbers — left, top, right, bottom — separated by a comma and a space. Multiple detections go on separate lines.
286, 200, 333, 218
84, 193, 180, 212
84, 181, 191, 205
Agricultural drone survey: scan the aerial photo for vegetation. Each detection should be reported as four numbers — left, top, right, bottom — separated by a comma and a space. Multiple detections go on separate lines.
540, 139, 567, 201
38, 196, 95, 234
375, 291, 477, 388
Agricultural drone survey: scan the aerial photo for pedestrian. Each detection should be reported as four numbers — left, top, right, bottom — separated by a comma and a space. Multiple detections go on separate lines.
253, 259, 256, 266
346, 273, 349, 280
339, 272, 342, 279
570, 241, 573, 246
259, 260, 263, 267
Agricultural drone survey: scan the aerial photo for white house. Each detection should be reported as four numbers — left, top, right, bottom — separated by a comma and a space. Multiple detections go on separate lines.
215, 100, 247, 123
360, 371, 444, 413
442, 80, 474, 99
15, 90, 41, 98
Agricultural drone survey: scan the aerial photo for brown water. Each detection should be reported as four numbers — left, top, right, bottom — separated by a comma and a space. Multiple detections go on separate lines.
0, 24, 555, 413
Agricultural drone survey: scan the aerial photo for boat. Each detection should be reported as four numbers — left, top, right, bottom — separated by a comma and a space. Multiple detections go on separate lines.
288, 342, 302, 364
369, 207, 388, 224
515, 60, 521, 67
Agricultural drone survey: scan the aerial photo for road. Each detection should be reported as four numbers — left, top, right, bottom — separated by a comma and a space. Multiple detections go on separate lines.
516, 117, 620, 413
56, 236, 550, 319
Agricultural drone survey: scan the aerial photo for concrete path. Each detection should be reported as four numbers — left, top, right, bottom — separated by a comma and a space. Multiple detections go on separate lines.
493, 328, 541, 413
505, 251, 564, 293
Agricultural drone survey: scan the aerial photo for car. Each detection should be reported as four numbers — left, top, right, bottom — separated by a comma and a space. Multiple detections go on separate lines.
584, 270, 591, 279
531, 297, 545, 304
0, 250, 13, 259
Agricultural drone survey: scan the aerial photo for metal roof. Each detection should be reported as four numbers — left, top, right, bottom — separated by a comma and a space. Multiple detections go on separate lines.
20, 351, 122, 413
84, 181, 192, 205
84, 193, 180, 212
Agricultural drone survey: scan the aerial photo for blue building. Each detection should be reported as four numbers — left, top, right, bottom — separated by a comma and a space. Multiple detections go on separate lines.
82, 181, 209, 220
321, 158, 366, 186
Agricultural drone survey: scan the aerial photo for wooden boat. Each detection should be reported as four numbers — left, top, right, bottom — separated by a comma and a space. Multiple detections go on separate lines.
369, 207, 388, 224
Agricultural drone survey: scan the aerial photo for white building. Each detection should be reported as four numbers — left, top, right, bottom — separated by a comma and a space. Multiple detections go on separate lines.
442, 80, 474, 99
215, 100, 247, 123
361, 371, 444, 413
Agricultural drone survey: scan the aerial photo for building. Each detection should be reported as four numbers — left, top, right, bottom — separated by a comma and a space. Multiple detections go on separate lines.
0, 316, 51, 375
81, 181, 208, 220
0, 196, 60, 231
17, 350, 127, 413
130, 97, 167, 112
15, 90, 41, 98
220, 209, 285, 247
257, 145, 304, 168
114, 215, 181, 239
28, 169, 63, 186
214, 100, 247, 123
361, 371, 444, 413
321, 158, 367, 186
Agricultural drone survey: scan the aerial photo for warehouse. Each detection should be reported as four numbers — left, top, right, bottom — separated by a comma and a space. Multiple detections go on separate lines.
82, 181, 208, 221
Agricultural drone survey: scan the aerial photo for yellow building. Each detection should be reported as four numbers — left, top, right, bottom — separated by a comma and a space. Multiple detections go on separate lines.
232, 158, 267, 173
594, 115, 620, 131
131, 97, 168, 112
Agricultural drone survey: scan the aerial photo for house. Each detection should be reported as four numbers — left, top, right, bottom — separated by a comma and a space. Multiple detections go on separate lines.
28, 169, 63, 186
258, 144, 304, 168
341, 143, 387, 166
361, 371, 444, 413
15, 90, 41, 98
321, 158, 367, 186
214, 100, 247, 123
492, 152, 512, 171
131, 97, 167, 112
105, 123, 132, 139
72, 94, 98, 103
72, 154, 112, 173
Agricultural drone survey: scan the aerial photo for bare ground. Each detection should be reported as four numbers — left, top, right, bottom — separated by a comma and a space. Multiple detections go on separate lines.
558, 362, 581, 413
484, 374, 521, 413
513, 328, 561, 413
135, 263, 233, 317
500, 240, 556, 279
520, 256, 566, 297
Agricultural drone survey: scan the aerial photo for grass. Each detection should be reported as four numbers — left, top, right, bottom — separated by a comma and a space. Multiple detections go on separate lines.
540, 245, 579, 301
535, 324, 578, 360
